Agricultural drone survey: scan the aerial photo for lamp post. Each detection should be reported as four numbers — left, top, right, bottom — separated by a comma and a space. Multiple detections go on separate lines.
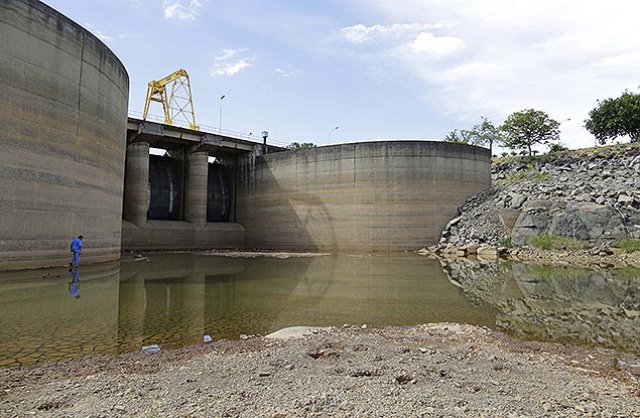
219, 94, 226, 134
262, 131, 269, 155
328, 126, 339, 141
558, 117, 576, 147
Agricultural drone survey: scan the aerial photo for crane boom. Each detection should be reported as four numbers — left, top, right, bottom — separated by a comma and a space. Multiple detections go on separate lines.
142, 69, 198, 130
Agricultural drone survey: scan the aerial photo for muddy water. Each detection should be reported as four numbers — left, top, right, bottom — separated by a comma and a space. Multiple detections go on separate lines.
0, 254, 494, 367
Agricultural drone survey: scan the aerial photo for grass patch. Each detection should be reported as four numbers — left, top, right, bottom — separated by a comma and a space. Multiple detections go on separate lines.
499, 236, 513, 248
612, 238, 640, 253
526, 234, 590, 250
500, 166, 550, 184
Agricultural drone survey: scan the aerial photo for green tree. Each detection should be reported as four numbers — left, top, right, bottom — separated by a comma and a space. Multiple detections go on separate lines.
501, 109, 560, 157
443, 129, 472, 144
585, 90, 640, 144
466, 116, 503, 154
287, 142, 316, 150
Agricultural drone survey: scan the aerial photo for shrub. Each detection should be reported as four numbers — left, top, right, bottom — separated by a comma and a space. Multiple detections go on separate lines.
612, 239, 640, 253
526, 234, 589, 250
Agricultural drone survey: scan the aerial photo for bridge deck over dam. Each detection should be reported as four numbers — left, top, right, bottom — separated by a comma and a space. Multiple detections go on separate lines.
127, 117, 285, 155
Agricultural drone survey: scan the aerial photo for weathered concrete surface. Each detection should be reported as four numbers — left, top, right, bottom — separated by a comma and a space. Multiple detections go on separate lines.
184, 150, 209, 226
236, 141, 491, 252
123, 142, 150, 227
121, 220, 245, 251
0, 0, 129, 270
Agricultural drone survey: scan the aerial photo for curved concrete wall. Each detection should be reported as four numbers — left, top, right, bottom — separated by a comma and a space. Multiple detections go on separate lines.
0, 0, 129, 269
236, 141, 491, 252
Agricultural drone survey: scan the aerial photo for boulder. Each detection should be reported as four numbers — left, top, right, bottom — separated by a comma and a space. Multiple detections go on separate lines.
463, 243, 479, 255
618, 194, 634, 205
477, 246, 498, 259
511, 200, 554, 246
444, 216, 462, 230
509, 193, 528, 209
548, 203, 626, 242
498, 209, 522, 230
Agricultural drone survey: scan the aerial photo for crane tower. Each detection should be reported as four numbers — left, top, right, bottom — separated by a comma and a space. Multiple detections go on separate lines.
142, 69, 199, 130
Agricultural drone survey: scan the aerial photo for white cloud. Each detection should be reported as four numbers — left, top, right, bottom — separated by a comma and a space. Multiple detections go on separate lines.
211, 48, 254, 77
340, 22, 453, 44
409, 32, 465, 58
344, 0, 640, 148
274, 67, 300, 78
163, 0, 205, 20
83, 23, 129, 44
275, 68, 291, 77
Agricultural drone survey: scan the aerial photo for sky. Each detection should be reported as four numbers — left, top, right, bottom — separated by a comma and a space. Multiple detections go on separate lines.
44, 0, 640, 150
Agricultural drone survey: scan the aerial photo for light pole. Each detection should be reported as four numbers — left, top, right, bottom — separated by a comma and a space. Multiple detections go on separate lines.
328, 126, 339, 141
262, 131, 269, 155
219, 94, 226, 134
558, 117, 575, 146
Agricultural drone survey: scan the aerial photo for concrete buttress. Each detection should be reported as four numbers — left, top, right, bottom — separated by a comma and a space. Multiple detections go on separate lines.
184, 150, 209, 226
123, 142, 150, 226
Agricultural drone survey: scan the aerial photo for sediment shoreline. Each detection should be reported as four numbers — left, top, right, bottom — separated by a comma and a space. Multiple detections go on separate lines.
1, 324, 639, 417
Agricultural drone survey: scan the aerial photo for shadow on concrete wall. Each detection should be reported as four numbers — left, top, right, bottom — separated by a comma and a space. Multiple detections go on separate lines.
235, 142, 491, 253
235, 154, 327, 251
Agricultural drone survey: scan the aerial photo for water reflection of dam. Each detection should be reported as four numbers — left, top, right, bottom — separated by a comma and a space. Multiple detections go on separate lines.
0, 255, 494, 366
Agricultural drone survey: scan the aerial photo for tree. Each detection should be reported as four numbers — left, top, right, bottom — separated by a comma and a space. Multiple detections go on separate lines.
501, 109, 560, 157
445, 117, 503, 154
287, 142, 316, 150
443, 129, 472, 144
466, 116, 503, 155
585, 90, 640, 144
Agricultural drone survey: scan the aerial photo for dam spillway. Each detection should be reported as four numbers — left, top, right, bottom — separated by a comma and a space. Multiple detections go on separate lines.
0, 0, 492, 270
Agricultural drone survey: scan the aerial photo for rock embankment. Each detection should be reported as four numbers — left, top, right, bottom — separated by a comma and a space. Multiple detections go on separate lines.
430, 144, 640, 261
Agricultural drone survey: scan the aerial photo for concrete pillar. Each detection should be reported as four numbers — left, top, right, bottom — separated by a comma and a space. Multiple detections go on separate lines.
185, 150, 209, 226
123, 142, 150, 226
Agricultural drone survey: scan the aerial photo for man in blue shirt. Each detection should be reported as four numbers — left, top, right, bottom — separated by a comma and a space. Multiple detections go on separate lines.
69, 235, 83, 268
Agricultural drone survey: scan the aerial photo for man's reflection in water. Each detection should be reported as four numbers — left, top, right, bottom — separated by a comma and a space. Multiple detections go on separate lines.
68, 267, 80, 299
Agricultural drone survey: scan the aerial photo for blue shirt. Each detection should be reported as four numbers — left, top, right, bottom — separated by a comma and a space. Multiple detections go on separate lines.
71, 238, 83, 252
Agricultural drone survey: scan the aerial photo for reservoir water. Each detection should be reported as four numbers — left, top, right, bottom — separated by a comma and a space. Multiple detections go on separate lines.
2, 254, 639, 368
0, 254, 493, 367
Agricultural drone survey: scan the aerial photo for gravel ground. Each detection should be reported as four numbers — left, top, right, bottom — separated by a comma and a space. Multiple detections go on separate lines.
1, 324, 639, 417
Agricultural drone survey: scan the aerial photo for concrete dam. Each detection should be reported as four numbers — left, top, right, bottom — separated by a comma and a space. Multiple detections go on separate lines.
0, 0, 491, 270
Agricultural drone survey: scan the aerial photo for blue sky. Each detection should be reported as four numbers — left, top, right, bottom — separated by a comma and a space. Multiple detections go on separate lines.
44, 0, 640, 150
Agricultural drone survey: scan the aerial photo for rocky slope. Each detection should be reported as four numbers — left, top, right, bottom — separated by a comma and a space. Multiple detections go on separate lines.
436, 143, 640, 256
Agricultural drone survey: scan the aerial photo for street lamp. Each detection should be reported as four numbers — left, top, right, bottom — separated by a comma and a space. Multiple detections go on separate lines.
262, 131, 269, 155
328, 126, 339, 141
219, 94, 226, 134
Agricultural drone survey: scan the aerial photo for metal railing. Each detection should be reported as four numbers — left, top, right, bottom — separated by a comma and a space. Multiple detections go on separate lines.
128, 110, 289, 147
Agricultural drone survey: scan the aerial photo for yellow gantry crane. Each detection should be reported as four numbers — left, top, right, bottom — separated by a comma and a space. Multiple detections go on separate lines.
142, 69, 199, 130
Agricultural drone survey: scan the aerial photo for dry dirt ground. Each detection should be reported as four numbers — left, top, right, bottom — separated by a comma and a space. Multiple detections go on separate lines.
1, 324, 639, 417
